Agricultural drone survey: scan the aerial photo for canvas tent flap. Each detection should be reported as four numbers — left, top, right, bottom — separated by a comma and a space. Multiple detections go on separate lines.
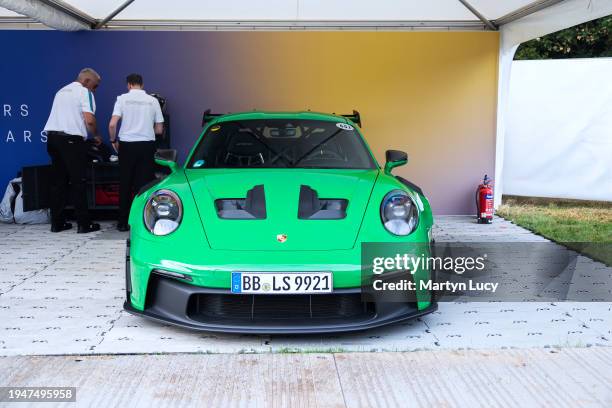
503, 58, 612, 202
494, 0, 612, 207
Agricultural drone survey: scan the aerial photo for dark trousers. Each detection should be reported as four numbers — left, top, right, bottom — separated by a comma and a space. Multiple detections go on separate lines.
46, 133, 90, 226
119, 141, 156, 225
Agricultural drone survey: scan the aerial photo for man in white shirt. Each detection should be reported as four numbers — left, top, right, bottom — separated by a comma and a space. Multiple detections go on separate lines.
44, 68, 103, 234
109, 73, 164, 231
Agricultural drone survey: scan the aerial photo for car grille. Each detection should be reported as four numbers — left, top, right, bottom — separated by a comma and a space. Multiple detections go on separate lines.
187, 293, 374, 321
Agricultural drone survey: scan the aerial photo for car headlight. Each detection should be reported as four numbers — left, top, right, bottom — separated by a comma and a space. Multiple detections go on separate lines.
144, 190, 183, 236
380, 190, 418, 235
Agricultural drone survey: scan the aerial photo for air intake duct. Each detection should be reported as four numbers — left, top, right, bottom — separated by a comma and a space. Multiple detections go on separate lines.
298, 185, 347, 220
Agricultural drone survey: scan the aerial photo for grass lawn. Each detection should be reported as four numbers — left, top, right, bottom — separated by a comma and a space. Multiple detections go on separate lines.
497, 196, 612, 265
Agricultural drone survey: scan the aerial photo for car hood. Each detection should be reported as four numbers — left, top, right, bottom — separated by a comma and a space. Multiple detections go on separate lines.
185, 168, 378, 250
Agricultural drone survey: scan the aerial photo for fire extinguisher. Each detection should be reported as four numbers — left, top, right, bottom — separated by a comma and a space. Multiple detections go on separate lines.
476, 174, 494, 224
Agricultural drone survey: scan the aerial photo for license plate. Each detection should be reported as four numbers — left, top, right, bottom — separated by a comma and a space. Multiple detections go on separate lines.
231, 272, 333, 294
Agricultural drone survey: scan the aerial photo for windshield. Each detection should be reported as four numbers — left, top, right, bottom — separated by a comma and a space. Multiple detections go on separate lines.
187, 119, 377, 169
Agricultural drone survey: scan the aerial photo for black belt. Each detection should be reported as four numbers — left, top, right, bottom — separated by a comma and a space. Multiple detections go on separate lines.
47, 131, 84, 140
119, 139, 155, 143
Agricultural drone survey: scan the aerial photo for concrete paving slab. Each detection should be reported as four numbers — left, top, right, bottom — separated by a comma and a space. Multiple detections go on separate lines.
0, 353, 346, 408
0, 347, 610, 407
334, 347, 612, 408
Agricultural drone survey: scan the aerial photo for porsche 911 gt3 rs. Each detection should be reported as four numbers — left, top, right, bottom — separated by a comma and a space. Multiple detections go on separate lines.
124, 110, 436, 333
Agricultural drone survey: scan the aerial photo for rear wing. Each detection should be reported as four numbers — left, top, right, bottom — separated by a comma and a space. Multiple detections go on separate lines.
202, 109, 223, 127
202, 109, 362, 128
340, 110, 361, 128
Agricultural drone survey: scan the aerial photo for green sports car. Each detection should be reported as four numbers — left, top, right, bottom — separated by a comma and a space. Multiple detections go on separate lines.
124, 110, 436, 333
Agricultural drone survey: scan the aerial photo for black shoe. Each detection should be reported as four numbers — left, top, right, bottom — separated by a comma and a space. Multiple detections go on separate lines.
77, 223, 101, 234
117, 223, 130, 232
51, 222, 72, 233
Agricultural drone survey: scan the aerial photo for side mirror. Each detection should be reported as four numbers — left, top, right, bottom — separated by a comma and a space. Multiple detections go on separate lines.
384, 150, 408, 175
154, 149, 178, 172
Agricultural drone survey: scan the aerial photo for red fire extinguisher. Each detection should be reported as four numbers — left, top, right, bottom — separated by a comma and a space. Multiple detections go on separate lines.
476, 174, 494, 224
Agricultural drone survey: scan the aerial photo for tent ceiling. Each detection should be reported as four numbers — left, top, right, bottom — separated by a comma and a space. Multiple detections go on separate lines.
0, 7, 19, 16
0, 0, 569, 30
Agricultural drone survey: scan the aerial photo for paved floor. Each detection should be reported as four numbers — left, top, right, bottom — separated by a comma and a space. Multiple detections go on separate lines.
1, 348, 611, 407
0, 216, 610, 356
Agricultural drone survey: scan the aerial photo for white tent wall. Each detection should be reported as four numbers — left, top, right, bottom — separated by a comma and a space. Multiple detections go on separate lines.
494, 0, 612, 207
504, 58, 612, 201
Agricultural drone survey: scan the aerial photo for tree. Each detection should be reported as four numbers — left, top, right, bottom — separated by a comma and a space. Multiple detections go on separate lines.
515, 15, 611, 60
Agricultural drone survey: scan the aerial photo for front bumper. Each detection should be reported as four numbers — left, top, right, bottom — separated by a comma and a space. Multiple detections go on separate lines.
124, 274, 437, 334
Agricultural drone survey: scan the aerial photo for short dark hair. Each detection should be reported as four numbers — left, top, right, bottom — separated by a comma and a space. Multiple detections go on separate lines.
126, 73, 143, 86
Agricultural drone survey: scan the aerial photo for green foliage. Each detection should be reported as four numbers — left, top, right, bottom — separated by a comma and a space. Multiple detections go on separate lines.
497, 199, 612, 265
515, 15, 611, 60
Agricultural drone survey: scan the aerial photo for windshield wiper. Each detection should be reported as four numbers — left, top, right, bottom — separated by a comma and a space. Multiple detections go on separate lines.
291, 128, 343, 167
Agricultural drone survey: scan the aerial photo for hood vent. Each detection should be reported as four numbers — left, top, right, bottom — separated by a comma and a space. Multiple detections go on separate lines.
298, 185, 348, 220
215, 185, 266, 219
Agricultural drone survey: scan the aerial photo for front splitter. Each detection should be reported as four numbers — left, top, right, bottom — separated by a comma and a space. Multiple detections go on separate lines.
124, 300, 437, 335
